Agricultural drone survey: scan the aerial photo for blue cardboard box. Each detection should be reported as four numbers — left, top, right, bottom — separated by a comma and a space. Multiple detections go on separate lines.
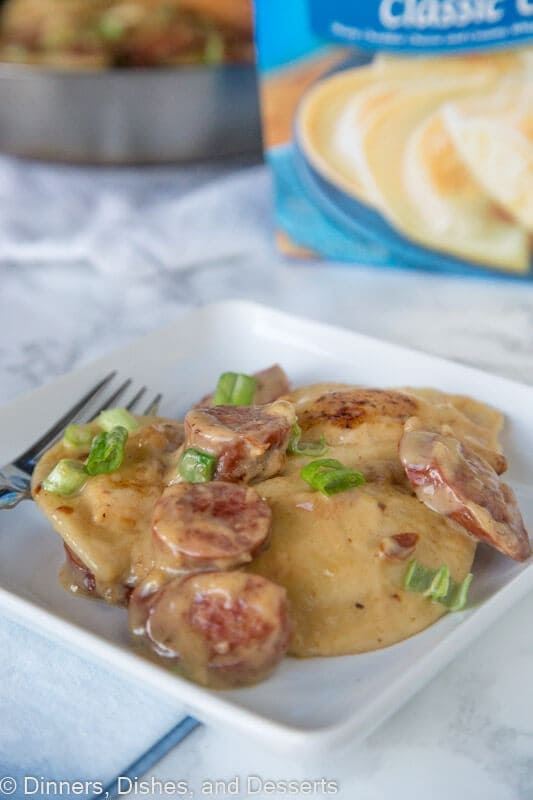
254, 0, 533, 277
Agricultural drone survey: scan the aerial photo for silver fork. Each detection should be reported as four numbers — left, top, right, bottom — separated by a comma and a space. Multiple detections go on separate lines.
0, 373, 162, 510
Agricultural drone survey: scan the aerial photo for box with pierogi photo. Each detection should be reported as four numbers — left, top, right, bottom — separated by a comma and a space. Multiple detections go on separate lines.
254, 1, 533, 277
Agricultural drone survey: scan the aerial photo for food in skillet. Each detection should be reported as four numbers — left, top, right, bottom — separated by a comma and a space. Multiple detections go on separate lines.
31, 365, 530, 687
0, 0, 253, 68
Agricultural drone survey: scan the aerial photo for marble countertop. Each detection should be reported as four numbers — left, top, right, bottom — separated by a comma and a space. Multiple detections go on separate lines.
1, 155, 533, 799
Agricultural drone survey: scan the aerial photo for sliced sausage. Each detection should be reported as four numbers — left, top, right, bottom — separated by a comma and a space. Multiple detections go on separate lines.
183, 399, 295, 483
195, 364, 290, 407
252, 365, 291, 405
399, 426, 531, 562
152, 482, 272, 573
400, 389, 507, 474
129, 571, 290, 688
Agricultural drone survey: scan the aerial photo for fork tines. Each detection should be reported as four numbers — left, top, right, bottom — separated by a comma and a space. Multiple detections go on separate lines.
13, 374, 162, 475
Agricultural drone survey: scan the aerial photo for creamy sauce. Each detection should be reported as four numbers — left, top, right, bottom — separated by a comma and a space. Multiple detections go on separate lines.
250, 444, 476, 657
32, 384, 506, 657
248, 383, 506, 655
32, 417, 183, 604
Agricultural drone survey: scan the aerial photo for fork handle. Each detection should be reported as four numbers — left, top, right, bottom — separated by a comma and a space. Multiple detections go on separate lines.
0, 470, 32, 509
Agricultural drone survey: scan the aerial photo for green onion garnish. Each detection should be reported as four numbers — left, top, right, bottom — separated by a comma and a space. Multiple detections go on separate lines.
96, 407, 140, 433
42, 459, 88, 496
179, 448, 217, 483
213, 372, 256, 406
404, 560, 473, 611
204, 30, 225, 64
301, 458, 365, 497
63, 424, 94, 449
424, 564, 450, 600
440, 572, 474, 612
86, 425, 128, 476
98, 14, 126, 41
288, 421, 328, 456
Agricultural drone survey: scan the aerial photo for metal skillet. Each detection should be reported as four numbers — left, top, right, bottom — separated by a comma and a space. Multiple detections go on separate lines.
0, 60, 262, 163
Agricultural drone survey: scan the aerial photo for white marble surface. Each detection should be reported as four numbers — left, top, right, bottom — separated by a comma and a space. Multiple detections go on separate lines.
1, 155, 533, 798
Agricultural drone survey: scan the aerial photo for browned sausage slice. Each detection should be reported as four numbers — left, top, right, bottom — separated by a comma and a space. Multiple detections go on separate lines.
252, 365, 291, 405
195, 364, 290, 407
399, 426, 531, 562
130, 571, 290, 688
152, 482, 272, 572
183, 399, 295, 483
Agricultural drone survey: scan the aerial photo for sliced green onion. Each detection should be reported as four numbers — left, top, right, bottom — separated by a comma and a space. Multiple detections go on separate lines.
405, 559, 473, 611
96, 407, 140, 433
98, 14, 126, 41
179, 448, 217, 483
301, 458, 365, 497
63, 424, 94, 449
288, 421, 328, 457
213, 372, 256, 406
204, 31, 225, 64
424, 564, 450, 600
42, 459, 87, 496
440, 572, 474, 612
301, 458, 345, 483
86, 425, 128, 476
404, 559, 433, 593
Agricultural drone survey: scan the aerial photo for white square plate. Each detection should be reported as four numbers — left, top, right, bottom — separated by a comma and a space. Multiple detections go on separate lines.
1, 301, 532, 755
